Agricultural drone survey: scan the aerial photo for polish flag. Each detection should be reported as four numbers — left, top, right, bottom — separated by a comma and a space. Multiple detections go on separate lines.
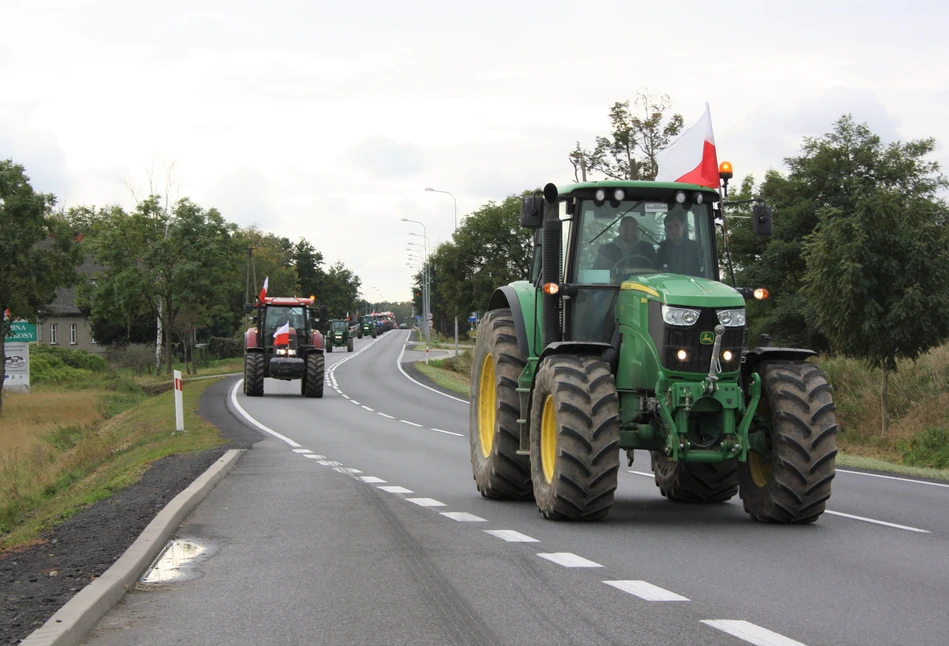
272, 321, 290, 346
259, 276, 269, 302
655, 103, 719, 189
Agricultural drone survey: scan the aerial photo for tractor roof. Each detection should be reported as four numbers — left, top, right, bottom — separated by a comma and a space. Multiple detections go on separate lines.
264, 297, 313, 306
556, 180, 720, 201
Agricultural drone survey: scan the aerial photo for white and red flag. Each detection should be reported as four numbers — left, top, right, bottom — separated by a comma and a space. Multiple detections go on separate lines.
655, 103, 719, 189
259, 276, 269, 302
273, 321, 290, 346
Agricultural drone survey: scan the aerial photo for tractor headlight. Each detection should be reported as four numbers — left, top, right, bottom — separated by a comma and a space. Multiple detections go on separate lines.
716, 308, 746, 327
613, 188, 625, 202
662, 305, 701, 327
276, 348, 287, 356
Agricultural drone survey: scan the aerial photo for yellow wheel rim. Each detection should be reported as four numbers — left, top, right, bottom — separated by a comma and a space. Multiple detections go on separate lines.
477, 353, 496, 459
541, 394, 557, 483
749, 452, 771, 488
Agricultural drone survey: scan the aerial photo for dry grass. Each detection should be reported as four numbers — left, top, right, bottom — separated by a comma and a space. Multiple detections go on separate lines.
1, 390, 108, 454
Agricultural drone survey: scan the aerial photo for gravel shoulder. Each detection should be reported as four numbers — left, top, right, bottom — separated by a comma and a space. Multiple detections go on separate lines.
0, 377, 261, 645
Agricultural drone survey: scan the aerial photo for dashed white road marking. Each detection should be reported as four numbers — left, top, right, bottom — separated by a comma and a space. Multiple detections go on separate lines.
303, 454, 320, 459
604, 580, 689, 601
432, 428, 464, 437
484, 530, 539, 543
406, 498, 446, 507
441, 512, 487, 522
628, 470, 654, 478
310, 455, 326, 459
292, 449, 312, 454
824, 510, 930, 533
378, 486, 413, 494
334, 467, 363, 475
701, 620, 807, 646
361, 405, 374, 411
350, 400, 361, 405
837, 468, 949, 488
537, 553, 602, 568
342, 394, 351, 399
400, 420, 423, 427
378, 413, 395, 419
360, 476, 387, 483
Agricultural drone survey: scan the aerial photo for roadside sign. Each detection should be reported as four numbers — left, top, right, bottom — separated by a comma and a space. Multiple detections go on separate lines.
5, 321, 37, 342
3, 341, 30, 392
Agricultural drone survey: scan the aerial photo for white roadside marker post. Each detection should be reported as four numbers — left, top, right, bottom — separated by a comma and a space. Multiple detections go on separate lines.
174, 370, 184, 432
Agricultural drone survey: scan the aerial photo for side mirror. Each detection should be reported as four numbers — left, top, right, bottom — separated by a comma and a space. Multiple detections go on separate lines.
521, 195, 544, 228
753, 204, 773, 237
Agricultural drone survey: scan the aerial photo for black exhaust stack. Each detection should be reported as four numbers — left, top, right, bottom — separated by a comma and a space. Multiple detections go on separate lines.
541, 182, 561, 348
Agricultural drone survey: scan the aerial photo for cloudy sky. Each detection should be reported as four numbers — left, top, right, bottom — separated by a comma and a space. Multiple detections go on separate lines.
3, 0, 947, 301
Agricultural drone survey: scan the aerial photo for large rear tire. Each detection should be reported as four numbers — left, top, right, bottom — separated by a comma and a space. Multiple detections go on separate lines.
243, 353, 264, 397
347, 337, 354, 352
469, 309, 532, 500
738, 361, 838, 523
530, 355, 620, 521
303, 353, 324, 398
650, 453, 738, 503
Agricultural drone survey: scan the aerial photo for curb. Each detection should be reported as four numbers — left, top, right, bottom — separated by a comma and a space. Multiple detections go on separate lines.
21, 449, 245, 646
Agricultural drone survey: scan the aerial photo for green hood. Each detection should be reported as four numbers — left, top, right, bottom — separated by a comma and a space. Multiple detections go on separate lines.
622, 274, 744, 308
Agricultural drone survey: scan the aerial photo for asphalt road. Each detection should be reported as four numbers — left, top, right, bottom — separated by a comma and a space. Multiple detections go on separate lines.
82, 331, 949, 646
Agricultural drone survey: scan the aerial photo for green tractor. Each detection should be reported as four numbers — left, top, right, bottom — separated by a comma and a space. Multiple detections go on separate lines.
470, 175, 837, 524
358, 314, 377, 339
326, 319, 354, 353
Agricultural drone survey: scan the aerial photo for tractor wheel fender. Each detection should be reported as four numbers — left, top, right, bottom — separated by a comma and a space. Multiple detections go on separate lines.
740, 347, 817, 384
487, 286, 530, 358
244, 327, 260, 349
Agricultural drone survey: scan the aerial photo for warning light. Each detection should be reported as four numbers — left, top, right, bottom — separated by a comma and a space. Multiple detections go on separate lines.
753, 288, 769, 300
719, 161, 733, 180
542, 283, 560, 295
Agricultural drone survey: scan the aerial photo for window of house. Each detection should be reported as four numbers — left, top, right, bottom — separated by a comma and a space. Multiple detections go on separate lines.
50, 323, 58, 345
70, 323, 77, 345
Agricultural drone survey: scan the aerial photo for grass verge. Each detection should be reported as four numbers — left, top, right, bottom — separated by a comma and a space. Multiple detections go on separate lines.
413, 361, 470, 396
1, 377, 225, 548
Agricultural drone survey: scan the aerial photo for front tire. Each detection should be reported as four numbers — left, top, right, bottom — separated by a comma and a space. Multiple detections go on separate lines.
303, 353, 324, 398
650, 453, 738, 503
244, 353, 264, 397
738, 361, 838, 523
347, 337, 354, 352
530, 355, 620, 520
469, 309, 532, 500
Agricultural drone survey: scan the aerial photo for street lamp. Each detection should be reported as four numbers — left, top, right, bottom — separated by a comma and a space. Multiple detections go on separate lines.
425, 186, 460, 355
401, 218, 431, 342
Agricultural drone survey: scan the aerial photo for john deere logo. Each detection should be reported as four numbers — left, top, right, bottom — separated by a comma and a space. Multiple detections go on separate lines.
699, 331, 715, 345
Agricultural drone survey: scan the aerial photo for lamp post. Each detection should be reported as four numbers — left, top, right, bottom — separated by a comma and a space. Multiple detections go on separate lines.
401, 218, 430, 342
425, 187, 460, 356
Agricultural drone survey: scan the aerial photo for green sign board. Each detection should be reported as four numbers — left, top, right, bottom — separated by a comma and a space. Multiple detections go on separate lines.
5, 321, 37, 342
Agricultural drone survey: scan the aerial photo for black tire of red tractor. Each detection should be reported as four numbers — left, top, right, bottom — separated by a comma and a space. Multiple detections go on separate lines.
303, 353, 324, 398
244, 353, 264, 397
347, 338, 354, 352
737, 361, 838, 524
468, 308, 532, 500
649, 453, 738, 503
530, 355, 620, 521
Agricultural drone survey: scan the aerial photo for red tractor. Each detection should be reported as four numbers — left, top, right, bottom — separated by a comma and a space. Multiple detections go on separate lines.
243, 297, 327, 398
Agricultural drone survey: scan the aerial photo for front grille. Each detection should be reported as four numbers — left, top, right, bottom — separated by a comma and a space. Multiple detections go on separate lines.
652, 307, 744, 373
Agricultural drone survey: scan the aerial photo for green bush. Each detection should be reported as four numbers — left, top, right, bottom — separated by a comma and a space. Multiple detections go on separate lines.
33, 344, 109, 372
208, 336, 243, 359
900, 427, 949, 469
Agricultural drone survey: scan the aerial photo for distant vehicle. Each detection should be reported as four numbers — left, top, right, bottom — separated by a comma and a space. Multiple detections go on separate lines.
4, 355, 25, 368
399, 323, 407, 329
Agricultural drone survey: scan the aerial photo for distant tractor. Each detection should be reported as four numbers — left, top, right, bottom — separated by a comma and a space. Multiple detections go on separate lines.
358, 315, 376, 339
470, 171, 837, 524
326, 319, 354, 353
243, 297, 327, 398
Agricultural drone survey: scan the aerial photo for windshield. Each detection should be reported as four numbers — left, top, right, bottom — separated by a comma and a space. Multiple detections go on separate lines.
574, 199, 715, 284
265, 307, 304, 340
331, 321, 346, 332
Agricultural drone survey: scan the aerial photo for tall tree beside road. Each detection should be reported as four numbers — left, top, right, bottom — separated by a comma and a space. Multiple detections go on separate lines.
430, 194, 534, 322
86, 196, 238, 375
802, 118, 949, 436
569, 90, 684, 182
0, 160, 81, 414
320, 261, 362, 320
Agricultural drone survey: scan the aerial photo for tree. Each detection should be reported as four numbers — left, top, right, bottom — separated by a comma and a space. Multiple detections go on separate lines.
0, 160, 81, 414
292, 238, 325, 299
86, 196, 239, 375
802, 118, 949, 436
569, 90, 684, 182
430, 193, 534, 322
319, 261, 362, 319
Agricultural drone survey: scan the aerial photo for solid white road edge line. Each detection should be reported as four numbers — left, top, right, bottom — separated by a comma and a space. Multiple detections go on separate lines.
230, 380, 301, 448
824, 510, 930, 533
701, 619, 807, 646
837, 468, 949, 489
628, 470, 653, 478
395, 331, 469, 404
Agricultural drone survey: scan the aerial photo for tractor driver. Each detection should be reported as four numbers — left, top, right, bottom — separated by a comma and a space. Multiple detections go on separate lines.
594, 216, 657, 274
657, 212, 702, 276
